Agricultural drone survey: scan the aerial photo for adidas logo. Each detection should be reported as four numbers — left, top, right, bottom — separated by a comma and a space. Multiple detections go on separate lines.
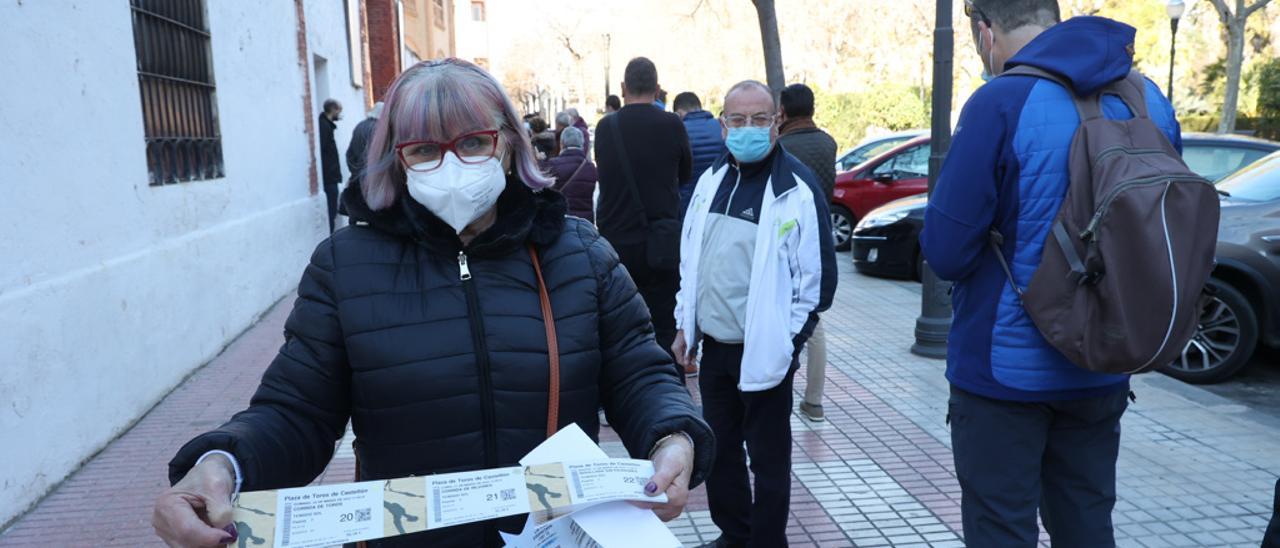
741, 207, 755, 220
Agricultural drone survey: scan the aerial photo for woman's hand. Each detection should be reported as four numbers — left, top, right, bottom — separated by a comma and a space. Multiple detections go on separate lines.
636, 433, 695, 522
153, 455, 238, 547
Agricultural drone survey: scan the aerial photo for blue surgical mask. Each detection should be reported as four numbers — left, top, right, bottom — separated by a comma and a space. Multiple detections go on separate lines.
726, 126, 773, 163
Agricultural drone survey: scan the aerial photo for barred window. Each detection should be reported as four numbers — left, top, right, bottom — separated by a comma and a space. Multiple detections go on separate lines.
130, 0, 223, 185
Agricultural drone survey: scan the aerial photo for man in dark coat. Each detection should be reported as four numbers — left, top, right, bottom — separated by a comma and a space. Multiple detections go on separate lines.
776, 83, 838, 424
318, 98, 344, 233
546, 127, 598, 222
674, 91, 727, 215
341, 101, 382, 216
594, 57, 692, 382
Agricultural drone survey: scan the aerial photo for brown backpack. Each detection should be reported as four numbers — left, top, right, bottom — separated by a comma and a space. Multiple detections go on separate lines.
991, 66, 1220, 375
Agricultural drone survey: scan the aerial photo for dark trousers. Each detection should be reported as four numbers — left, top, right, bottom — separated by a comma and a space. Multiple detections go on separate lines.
614, 242, 683, 383
699, 337, 795, 548
323, 182, 340, 234
1265, 479, 1280, 547
949, 385, 1129, 548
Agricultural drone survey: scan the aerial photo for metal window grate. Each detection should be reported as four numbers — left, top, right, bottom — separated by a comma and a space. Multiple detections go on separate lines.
130, 0, 223, 186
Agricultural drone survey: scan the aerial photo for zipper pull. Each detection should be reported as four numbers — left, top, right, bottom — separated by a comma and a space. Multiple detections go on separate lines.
458, 251, 472, 281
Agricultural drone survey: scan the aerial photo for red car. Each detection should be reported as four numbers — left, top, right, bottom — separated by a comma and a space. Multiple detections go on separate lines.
831, 136, 931, 250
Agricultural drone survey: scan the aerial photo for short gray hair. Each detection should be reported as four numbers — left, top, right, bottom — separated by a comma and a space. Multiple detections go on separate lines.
560, 126, 584, 149
555, 111, 575, 127
971, 0, 1059, 31
723, 80, 776, 110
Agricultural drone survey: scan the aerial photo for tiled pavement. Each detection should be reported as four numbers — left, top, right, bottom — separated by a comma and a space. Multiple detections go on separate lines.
3, 258, 1278, 546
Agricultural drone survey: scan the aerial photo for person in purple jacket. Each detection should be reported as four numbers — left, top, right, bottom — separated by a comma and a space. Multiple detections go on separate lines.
545, 127, 598, 222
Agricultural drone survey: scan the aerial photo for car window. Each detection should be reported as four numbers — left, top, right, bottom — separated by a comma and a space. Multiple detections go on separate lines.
871, 144, 930, 179
1182, 145, 1271, 181
1217, 153, 1280, 202
841, 137, 909, 171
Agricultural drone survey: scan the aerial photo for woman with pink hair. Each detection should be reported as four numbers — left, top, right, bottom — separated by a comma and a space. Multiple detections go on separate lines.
153, 59, 711, 547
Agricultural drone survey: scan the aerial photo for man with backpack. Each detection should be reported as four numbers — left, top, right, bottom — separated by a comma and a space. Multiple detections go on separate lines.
922, 2, 1216, 546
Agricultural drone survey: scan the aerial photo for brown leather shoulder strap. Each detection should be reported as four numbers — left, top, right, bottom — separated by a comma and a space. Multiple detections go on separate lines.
528, 244, 561, 438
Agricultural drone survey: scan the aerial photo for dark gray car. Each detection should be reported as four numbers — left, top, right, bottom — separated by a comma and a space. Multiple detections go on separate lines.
1161, 151, 1280, 383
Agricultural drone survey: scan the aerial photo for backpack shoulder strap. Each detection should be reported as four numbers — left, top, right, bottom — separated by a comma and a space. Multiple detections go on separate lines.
1107, 70, 1151, 120
1000, 65, 1103, 121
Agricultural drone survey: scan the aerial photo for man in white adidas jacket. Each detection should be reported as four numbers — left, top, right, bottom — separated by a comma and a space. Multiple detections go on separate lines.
673, 80, 837, 548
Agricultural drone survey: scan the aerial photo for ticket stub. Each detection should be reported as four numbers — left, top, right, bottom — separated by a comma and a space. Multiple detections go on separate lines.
564, 459, 667, 506
272, 481, 384, 548
425, 466, 531, 529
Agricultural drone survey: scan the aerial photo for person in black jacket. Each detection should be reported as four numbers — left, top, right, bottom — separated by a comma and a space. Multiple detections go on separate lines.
594, 57, 692, 382
153, 58, 713, 548
340, 101, 383, 217
319, 98, 344, 233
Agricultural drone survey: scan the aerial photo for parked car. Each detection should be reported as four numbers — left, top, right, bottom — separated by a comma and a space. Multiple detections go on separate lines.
1159, 151, 1280, 383
830, 136, 931, 250
850, 195, 927, 279
846, 133, 1277, 268
1181, 132, 1279, 182
835, 129, 927, 172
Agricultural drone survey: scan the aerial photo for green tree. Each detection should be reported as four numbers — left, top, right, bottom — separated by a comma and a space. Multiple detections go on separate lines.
1255, 57, 1280, 139
1208, 0, 1274, 132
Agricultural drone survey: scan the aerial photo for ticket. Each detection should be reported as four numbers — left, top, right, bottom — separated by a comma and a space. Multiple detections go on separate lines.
272, 481, 385, 548
564, 459, 666, 506
425, 466, 531, 529
229, 456, 668, 546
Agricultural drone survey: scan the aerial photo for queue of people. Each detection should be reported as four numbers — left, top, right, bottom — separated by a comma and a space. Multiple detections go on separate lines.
153, 1, 1279, 545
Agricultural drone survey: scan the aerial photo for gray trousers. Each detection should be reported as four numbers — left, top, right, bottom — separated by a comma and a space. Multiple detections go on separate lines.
802, 322, 826, 406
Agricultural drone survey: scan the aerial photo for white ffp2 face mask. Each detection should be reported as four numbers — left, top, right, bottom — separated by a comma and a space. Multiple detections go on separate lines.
405, 153, 507, 234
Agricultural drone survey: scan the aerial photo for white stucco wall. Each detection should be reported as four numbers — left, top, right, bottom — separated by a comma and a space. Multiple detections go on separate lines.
0, 1, 363, 526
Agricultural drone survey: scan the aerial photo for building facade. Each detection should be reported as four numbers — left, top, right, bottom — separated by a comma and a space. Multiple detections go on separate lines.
0, 0, 372, 527
454, 0, 491, 70
401, 0, 457, 67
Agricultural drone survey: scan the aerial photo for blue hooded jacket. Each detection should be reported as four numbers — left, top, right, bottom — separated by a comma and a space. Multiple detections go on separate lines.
681, 110, 728, 209
920, 17, 1182, 402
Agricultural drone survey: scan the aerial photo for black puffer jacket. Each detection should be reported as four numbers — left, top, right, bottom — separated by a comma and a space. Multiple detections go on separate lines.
169, 176, 714, 547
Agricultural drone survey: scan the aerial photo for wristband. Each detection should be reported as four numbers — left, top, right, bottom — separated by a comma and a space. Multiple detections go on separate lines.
196, 450, 243, 502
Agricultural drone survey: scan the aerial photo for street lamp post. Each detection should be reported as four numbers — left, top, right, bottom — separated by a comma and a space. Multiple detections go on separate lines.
912, 0, 954, 359
603, 33, 612, 100
1167, 0, 1186, 108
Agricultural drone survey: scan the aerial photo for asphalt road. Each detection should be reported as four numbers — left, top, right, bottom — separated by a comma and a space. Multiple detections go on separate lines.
1195, 346, 1280, 420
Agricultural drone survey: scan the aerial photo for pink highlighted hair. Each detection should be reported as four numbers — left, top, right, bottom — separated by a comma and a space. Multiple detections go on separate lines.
362, 59, 552, 210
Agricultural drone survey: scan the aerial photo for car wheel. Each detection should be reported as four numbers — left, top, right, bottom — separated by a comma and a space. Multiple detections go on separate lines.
831, 206, 854, 252
912, 249, 924, 282
1160, 280, 1259, 384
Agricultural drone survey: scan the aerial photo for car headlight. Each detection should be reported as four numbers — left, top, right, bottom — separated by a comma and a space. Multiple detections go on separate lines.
856, 209, 909, 230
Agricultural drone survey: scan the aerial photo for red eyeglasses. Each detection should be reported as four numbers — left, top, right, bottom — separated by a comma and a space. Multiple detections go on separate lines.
395, 130, 500, 172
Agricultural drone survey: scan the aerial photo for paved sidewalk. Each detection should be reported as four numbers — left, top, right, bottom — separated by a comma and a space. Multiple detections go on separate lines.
3, 260, 1278, 547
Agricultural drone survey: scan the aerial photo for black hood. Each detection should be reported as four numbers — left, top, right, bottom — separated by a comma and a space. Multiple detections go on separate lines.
341, 175, 567, 258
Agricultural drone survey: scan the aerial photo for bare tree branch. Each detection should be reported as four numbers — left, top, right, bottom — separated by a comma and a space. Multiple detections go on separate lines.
1208, 0, 1233, 25
1246, 0, 1273, 18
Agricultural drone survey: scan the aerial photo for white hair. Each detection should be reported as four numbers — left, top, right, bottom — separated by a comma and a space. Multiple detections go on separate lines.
560, 127, 584, 149
555, 111, 575, 127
